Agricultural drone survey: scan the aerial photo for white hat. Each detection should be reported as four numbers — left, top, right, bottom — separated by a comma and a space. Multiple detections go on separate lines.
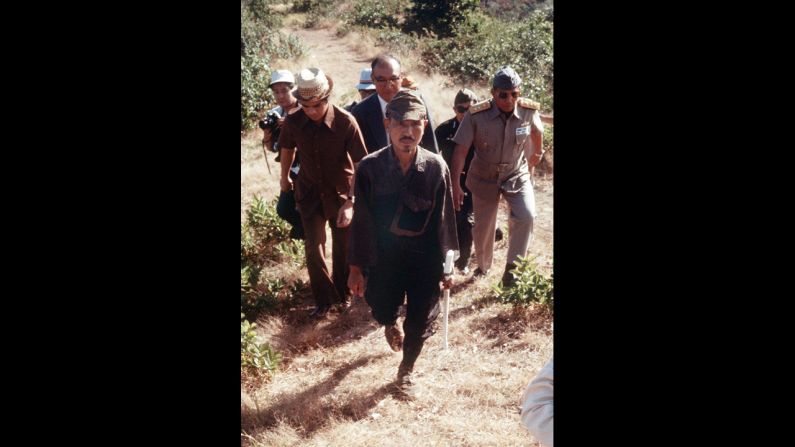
269, 69, 295, 87
292, 68, 333, 102
355, 68, 376, 91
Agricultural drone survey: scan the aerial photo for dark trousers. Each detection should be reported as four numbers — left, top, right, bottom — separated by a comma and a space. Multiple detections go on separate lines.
365, 243, 443, 371
299, 206, 350, 308
276, 169, 304, 239
455, 191, 474, 270
276, 190, 304, 239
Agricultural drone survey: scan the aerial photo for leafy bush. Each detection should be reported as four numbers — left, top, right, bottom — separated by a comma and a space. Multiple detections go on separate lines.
343, 0, 403, 29
492, 255, 553, 308
241, 312, 282, 377
241, 196, 308, 318
374, 28, 421, 57
244, 196, 291, 256
420, 9, 553, 110
241, 1, 305, 130
241, 46, 272, 131
243, 0, 283, 28
482, 0, 552, 21
276, 239, 306, 266
405, 0, 480, 38
242, 265, 308, 318
291, 0, 335, 13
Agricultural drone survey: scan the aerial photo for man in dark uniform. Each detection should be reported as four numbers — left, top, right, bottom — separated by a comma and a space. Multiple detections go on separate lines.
436, 88, 478, 274
347, 90, 458, 399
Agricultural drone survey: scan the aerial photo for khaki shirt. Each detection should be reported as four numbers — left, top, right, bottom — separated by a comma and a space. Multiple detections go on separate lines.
452, 98, 543, 198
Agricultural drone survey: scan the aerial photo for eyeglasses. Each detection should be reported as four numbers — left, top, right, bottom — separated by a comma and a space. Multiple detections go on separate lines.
498, 91, 520, 99
455, 105, 470, 113
299, 99, 328, 109
374, 76, 402, 85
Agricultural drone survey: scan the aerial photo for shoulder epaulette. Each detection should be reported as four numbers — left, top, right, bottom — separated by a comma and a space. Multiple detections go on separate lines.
469, 100, 491, 114
518, 98, 540, 110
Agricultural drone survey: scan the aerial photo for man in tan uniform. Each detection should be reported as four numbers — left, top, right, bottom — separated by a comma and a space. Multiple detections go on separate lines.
450, 66, 544, 286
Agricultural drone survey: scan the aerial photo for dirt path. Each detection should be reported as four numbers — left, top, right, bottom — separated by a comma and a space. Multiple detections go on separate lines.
241, 26, 553, 446
278, 25, 489, 123
249, 26, 553, 269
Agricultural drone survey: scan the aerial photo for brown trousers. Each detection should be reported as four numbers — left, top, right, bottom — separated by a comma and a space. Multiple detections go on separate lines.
298, 206, 350, 307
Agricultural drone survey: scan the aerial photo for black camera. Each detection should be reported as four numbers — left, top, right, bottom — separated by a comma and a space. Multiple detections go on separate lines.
258, 111, 282, 153
258, 111, 280, 133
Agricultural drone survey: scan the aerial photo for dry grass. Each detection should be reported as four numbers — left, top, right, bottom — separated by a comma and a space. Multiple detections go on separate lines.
241, 287, 552, 446
242, 22, 553, 446
242, 132, 553, 446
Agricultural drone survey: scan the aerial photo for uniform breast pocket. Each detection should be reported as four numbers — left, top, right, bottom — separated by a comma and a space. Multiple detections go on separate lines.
474, 130, 491, 153
389, 191, 435, 236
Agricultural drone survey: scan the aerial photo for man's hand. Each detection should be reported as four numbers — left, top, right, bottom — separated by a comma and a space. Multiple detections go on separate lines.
441, 275, 453, 291
262, 128, 273, 145
336, 198, 354, 228
348, 265, 366, 298
452, 183, 465, 212
280, 175, 293, 192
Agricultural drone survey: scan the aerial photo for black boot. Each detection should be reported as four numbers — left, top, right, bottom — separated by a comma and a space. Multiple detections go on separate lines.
394, 362, 416, 400
501, 262, 517, 288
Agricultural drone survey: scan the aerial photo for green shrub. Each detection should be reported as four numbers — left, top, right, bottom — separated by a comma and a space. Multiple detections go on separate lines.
241, 312, 282, 377
241, 45, 272, 131
405, 0, 480, 38
291, 0, 334, 13
276, 239, 306, 267
343, 0, 403, 29
241, 269, 308, 318
241, 1, 305, 130
245, 196, 291, 251
492, 255, 553, 308
374, 28, 421, 56
420, 10, 553, 110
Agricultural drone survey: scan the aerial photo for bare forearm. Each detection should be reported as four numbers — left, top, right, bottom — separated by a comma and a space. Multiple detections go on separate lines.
525, 130, 544, 166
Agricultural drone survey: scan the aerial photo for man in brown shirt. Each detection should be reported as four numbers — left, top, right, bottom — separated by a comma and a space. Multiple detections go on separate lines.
348, 91, 458, 399
278, 68, 368, 317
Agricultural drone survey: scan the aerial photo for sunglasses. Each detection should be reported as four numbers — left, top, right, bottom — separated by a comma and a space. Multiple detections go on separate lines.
455, 105, 470, 113
498, 91, 520, 99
